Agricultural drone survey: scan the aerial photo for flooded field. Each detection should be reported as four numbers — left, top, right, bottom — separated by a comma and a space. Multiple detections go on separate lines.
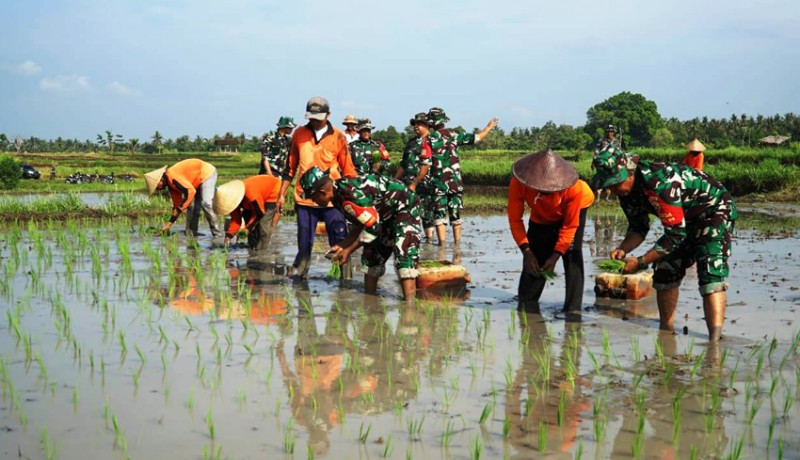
1, 207, 799, 459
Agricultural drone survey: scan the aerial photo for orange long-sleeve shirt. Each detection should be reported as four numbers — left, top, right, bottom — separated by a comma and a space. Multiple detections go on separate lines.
165, 159, 216, 212
283, 122, 357, 207
681, 151, 704, 171
226, 175, 282, 237
507, 177, 595, 254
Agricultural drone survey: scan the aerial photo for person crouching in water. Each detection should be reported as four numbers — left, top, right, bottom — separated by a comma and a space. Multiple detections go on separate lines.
592, 145, 737, 341
507, 150, 595, 313
212, 175, 282, 253
144, 158, 223, 238
300, 166, 422, 300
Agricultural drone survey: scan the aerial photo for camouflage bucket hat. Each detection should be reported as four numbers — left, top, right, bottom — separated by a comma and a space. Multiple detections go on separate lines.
426, 107, 450, 125
591, 146, 635, 189
606, 124, 616, 133
356, 118, 375, 131
277, 116, 296, 129
409, 112, 429, 126
299, 166, 330, 198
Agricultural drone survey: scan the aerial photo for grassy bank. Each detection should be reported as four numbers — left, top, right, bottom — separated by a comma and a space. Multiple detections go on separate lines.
4, 148, 800, 200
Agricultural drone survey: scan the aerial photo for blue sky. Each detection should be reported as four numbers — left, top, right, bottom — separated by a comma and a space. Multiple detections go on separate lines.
1, 0, 798, 140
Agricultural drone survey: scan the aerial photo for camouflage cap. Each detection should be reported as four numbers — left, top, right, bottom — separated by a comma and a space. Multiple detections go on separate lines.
299, 166, 330, 198
356, 118, 375, 131
606, 124, 616, 133
276, 116, 296, 129
426, 107, 450, 125
409, 112, 429, 126
591, 145, 636, 189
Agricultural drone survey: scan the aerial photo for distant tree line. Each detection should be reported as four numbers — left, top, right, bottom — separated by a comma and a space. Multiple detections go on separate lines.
2, 92, 798, 154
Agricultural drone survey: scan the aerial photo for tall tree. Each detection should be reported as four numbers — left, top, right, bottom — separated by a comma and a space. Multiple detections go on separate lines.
585, 91, 664, 147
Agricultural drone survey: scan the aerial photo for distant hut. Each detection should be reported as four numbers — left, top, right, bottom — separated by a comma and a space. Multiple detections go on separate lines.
759, 135, 790, 147
214, 139, 240, 152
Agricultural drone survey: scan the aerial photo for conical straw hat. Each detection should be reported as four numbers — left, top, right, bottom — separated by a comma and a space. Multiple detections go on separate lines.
686, 139, 706, 152
213, 180, 246, 216
512, 150, 578, 192
144, 166, 167, 195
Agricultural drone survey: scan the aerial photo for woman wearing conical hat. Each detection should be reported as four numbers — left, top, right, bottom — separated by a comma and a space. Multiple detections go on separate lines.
682, 139, 705, 171
144, 158, 222, 237
213, 174, 282, 252
508, 150, 595, 313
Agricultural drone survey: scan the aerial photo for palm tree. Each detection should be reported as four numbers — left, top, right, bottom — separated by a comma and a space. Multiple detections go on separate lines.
128, 138, 140, 153
151, 131, 163, 154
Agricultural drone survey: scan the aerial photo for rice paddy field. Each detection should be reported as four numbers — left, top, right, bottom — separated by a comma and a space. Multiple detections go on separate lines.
1, 203, 799, 459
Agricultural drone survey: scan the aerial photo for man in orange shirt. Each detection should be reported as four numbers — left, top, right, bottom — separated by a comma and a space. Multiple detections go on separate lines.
144, 158, 222, 238
682, 139, 705, 171
277, 96, 358, 279
507, 150, 595, 312
213, 175, 282, 253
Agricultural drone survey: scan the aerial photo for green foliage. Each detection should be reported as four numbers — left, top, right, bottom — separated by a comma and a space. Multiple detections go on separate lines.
585, 91, 665, 147
372, 125, 405, 153
0, 155, 21, 190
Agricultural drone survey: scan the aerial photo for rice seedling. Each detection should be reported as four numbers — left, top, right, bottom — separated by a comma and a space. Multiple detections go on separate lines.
540, 270, 558, 281
40, 426, 58, 460
632, 412, 645, 458
381, 434, 393, 458
630, 336, 641, 363
470, 434, 483, 460
783, 389, 794, 418
406, 416, 425, 439
727, 433, 745, 460
557, 389, 567, 426
205, 409, 216, 440
601, 329, 611, 359
358, 422, 371, 444
283, 430, 296, 453
747, 397, 762, 425
597, 259, 625, 274
538, 420, 547, 453
778, 437, 784, 460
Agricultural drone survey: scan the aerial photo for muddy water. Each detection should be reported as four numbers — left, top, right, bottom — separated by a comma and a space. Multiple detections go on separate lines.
0, 208, 799, 459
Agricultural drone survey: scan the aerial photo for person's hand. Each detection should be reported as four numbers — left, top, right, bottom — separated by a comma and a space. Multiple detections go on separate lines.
610, 248, 626, 260
623, 257, 639, 274
325, 245, 342, 260
161, 222, 173, 234
335, 247, 353, 265
276, 196, 285, 216
223, 236, 231, 247
523, 250, 539, 275
541, 253, 560, 272
409, 183, 416, 193
487, 117, 499, 130
272, 210, 281, 227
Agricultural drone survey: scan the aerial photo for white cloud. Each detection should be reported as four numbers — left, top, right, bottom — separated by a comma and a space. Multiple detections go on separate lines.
39, 75, 91, 92
17, 60, 42, 76
108, 81, 138, 96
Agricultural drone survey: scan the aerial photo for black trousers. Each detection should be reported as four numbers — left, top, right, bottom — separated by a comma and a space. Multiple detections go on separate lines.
518, 208, 587, 312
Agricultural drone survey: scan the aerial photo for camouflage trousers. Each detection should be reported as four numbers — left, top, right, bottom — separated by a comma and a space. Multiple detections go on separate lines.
445, 191, 463, 225
652, 213, 736, 295
362, 194, 422, 279
418, 182, 447, 229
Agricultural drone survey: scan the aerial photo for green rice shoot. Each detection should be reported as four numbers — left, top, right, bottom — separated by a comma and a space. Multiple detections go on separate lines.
327, 262, 341, 278
597, 259, 626, 274
419, 260, 448, 268
541, 270, 558, 281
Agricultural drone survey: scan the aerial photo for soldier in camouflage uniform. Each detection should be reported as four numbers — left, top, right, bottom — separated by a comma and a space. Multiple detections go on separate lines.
427, 107, 498, 244
594, 124, 621, 153
301, 166, 422, 300
260, 116, 296, 176
593, 145, 738, 341
348, 118, 390, 176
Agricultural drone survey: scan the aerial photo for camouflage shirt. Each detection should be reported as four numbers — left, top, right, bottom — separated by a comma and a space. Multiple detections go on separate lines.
436, 127, 475, 193
349, 139, 390, 176
595, 137, 621, 155
333, 174, 418, 242
620, 161, 738, 254
398, 134, 439, 185
260, 132, 292, 175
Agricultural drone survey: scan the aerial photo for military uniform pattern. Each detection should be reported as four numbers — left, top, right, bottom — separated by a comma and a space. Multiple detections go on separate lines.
348, 139, 390, 176
436, 127, 475, 225
619, 161, 738, 294
333, 175, 422, 279
594, 137, 621, 156
260, 132, 292, 176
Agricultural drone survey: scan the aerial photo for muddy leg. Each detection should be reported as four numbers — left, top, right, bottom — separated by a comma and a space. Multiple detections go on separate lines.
364, 274, 379, 295
702, 291, 726, 341
656, 287, 680, 332
436, 225, 446, 246
452, 223, 462, 245
424, 227, 434, 243
400, 278, 416, 301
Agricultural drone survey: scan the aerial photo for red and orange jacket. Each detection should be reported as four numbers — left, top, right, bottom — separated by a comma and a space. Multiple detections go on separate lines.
226, 175, 282, 238
681, 151, 704, 171
282, 122, 357, 207
507, 177, 595, 254
165, 159, 216, 215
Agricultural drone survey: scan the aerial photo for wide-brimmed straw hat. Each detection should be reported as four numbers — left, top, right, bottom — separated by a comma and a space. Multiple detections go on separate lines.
144, 166, 167, 195
512, 150, 579, 192
342, 114, 358, 125
212, 180, 246, 216
686, 139, 706, 152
